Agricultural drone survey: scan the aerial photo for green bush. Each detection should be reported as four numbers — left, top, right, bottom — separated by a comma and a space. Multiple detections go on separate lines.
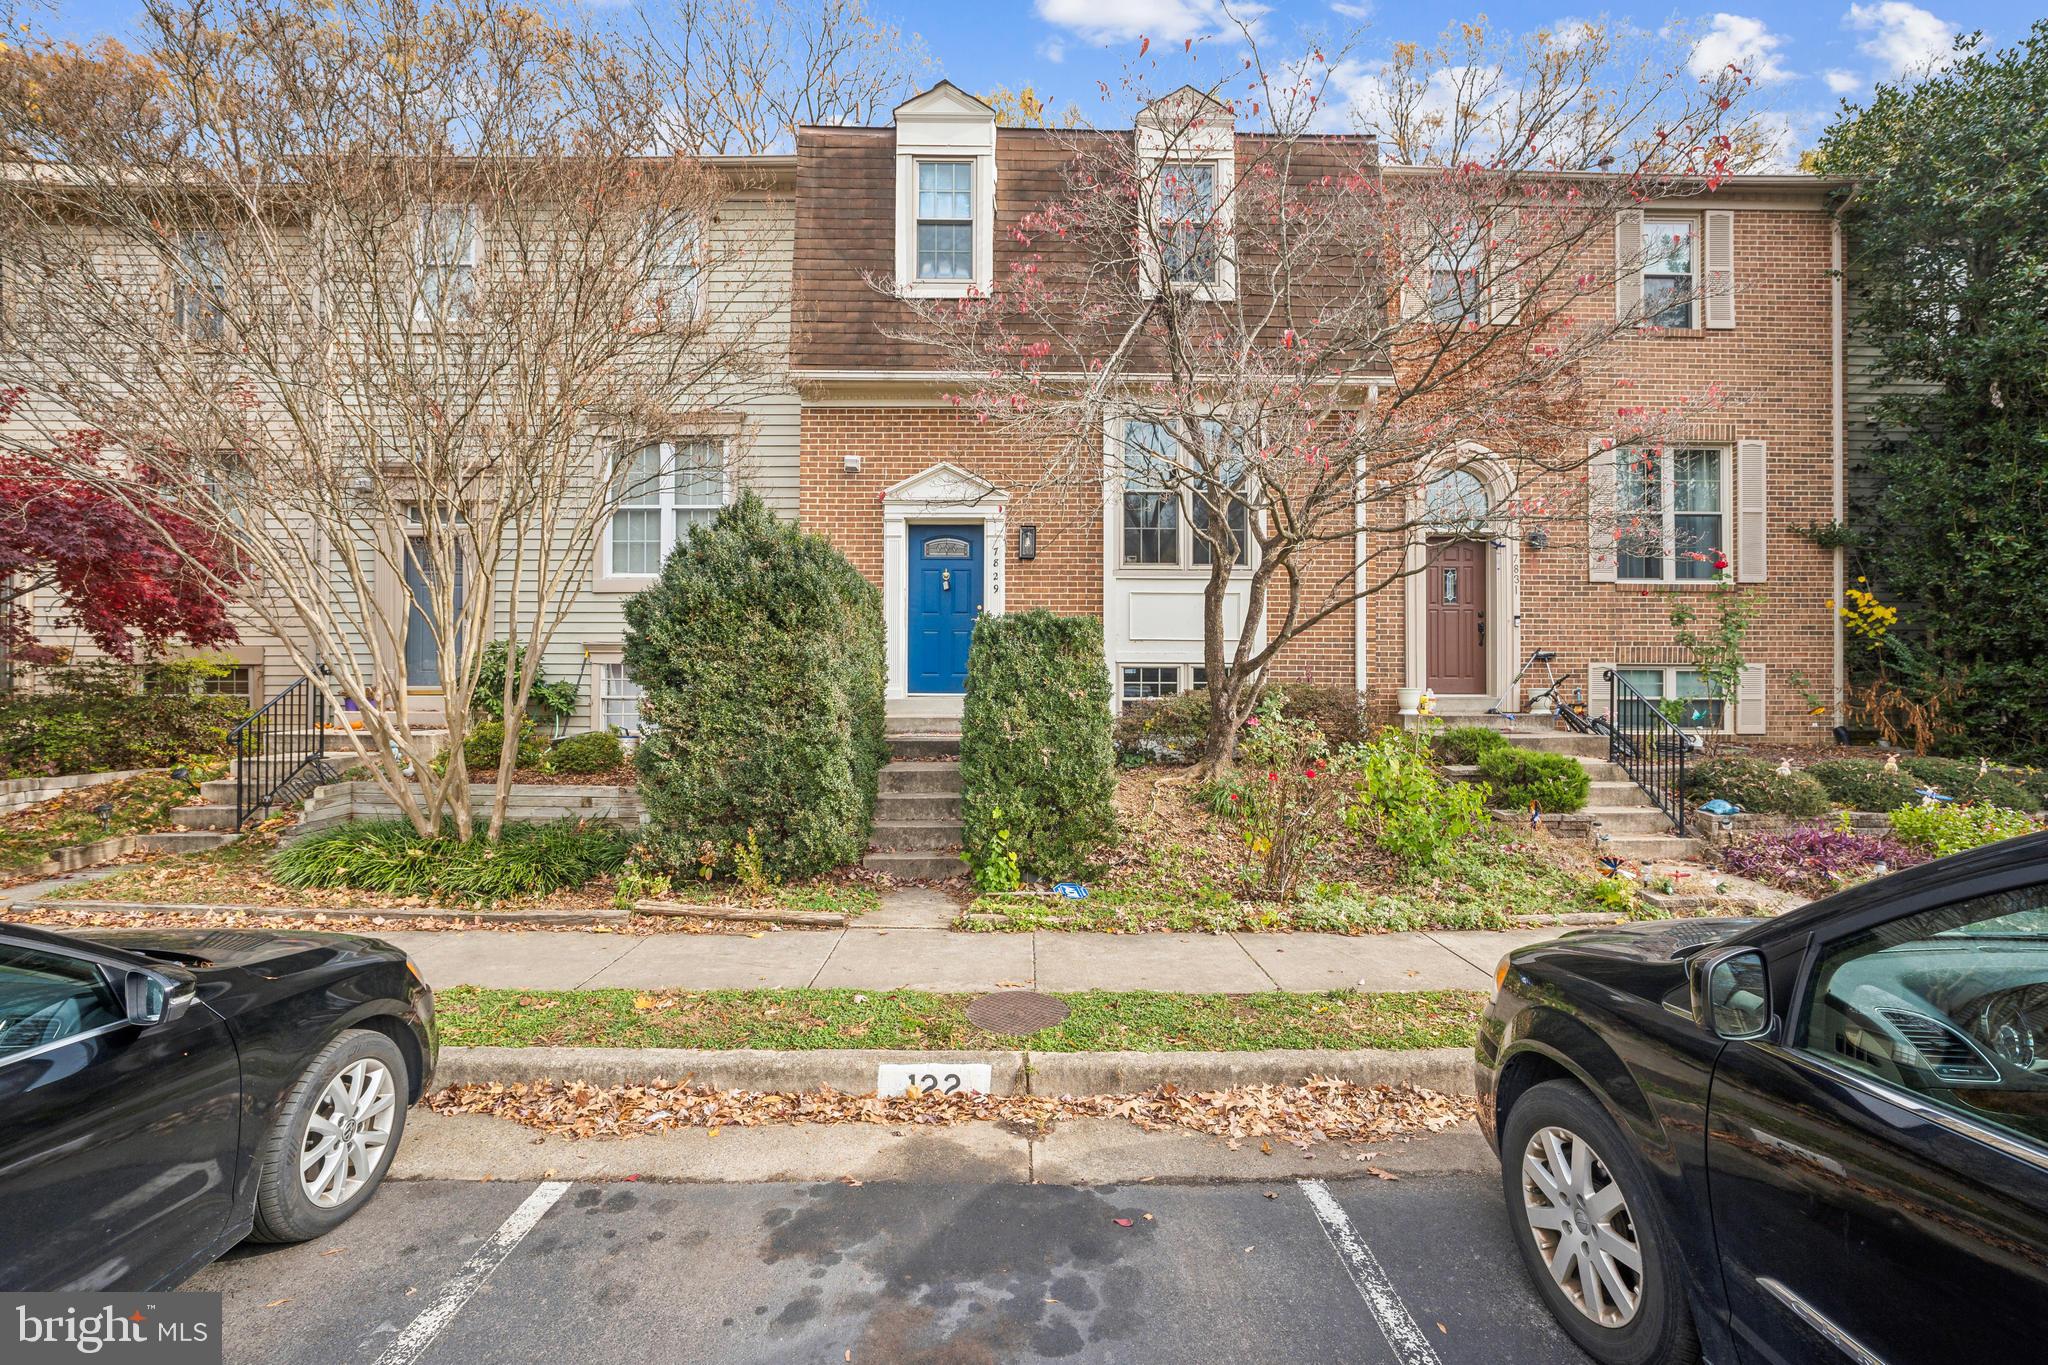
1684, 758, 1830, 817
1888, 802, 2038, 858
623, 494, 886, 881
462, 718, 551, 773
549, 730, 626, 775
0, 661, 245, 777
1433, 725, 1511, 766
2025, 769, 2048, 810
470, 640, 580, 722
1113, 682, 1366, 763
269, 818, 630, 900
1349, 726, 1489, 869
1899, 756, 2034, 809
1806, 759, 1921, 812
960, 610, 1116, 879
1475, 746, 1590, 812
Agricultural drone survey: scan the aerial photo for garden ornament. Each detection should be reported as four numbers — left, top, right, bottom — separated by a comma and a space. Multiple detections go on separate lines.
1775, 758, 1794, 777
1698, 798, 1741, 816
1883, 752, 1899, 773
1979, 757, 1991, 777
1053, 882, 1089, 900
1916, 788, 1954, 806
1529, 801, 1541, 827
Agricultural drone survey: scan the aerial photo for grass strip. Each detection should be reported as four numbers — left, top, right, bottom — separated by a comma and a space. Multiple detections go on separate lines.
437, 985, 1486, 1052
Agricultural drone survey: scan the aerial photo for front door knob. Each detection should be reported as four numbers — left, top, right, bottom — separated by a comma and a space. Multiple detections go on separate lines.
942, 569, 951, 591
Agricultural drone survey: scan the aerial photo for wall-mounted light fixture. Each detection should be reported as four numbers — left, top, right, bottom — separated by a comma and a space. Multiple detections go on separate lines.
1525, 527, 1550, 551
1017, 525, 1037, 561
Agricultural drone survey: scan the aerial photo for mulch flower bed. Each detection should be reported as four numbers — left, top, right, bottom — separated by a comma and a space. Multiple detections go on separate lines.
429, 1077, 1476, 1150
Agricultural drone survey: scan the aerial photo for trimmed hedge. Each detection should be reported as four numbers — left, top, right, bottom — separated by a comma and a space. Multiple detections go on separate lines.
1474, 746, 1590, 812
1685, 758, 1830, 817
463, 718, 551, 773
1114, 682, 1366, 763
549, 730, 626, 775
960, 610, 1116, 878
1899, 756, 2034, 810
624, 494, 886, 880
1805, 758, 1920, 813
1434, 725, 1511, 766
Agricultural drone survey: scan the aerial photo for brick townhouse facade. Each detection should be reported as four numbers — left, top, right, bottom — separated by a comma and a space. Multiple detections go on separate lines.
791, 83, 1849, 742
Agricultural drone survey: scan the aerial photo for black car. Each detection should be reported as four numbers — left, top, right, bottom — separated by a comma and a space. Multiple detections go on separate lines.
0, 923, 435, 1291
1477, 831, 2048, 1365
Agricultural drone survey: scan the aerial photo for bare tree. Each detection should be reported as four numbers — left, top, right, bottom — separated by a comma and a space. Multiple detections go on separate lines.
0, 0, 779, 838
652, 0, 934, 153
888, 16, 1766, 774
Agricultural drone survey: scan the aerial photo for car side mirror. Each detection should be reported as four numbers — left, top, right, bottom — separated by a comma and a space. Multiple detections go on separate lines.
123, 970, 195, 1028
1690, 948, 1773, 1041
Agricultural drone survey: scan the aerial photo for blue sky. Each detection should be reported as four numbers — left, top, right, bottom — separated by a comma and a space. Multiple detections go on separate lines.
49, 0, 2040, 155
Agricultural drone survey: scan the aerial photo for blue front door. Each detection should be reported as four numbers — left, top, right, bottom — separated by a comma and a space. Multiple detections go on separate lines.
908, 525, 982, 693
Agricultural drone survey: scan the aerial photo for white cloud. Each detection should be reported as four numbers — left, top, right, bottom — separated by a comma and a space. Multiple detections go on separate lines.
1691, 13, 1792, 83
1033, 0, 1255, 43
1038, 37, 1068, 63
1823, 67, 1862, 93
1846, 2, 1955, 78
1331, 2, 1374, 18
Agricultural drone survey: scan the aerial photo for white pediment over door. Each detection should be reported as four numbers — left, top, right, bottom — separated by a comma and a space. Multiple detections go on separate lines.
883, 462, 1008, 508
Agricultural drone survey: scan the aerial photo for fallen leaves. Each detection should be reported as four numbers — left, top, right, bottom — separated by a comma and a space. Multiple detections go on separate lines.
426, 1077, 1476, 1149
1112, 1218, 1134, 1227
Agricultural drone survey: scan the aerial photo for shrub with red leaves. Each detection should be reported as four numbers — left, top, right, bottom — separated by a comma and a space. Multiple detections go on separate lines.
1720, 822, 1926, 897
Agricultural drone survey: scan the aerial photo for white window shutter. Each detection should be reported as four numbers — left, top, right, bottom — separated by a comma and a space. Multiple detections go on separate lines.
1615, 209, 1643, 323
1736, 664, 1767, 734
1589, 663, 1613, 721
1703, 209, 1735, 330
1736, 439, 1767, 582
1587, 440, 1617, 582
1489, 207, 1521, 325
1399, 219, 1424, 322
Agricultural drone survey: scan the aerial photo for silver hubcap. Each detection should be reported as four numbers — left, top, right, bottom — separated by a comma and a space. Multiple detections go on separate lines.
300, 1058, 396, 1209
1521, 1124, 1644, 1329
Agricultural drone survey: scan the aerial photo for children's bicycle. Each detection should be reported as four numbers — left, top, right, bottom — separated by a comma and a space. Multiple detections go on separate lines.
1489, 649, 1597, 734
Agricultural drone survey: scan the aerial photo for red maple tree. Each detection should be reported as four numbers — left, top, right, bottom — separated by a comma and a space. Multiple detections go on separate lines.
0, 418, 240, 663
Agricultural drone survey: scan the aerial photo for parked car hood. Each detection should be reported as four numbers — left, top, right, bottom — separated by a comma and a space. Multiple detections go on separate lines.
80, 926, 395, 976
1539, 918, 1761, 965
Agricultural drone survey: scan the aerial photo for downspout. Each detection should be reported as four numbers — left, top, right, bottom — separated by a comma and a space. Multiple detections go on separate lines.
1831, 214, 1847, 728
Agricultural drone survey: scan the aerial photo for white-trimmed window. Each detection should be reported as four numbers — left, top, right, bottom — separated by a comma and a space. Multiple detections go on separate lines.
1157, 161, 1220, 286
416, 205, 480, 325
1616, 666, 1725, 732
175, 232, 226, 340
1118, 419, 1251, 571
605, 438, 727, 579
1425, 224, 1484, 325
1642, 217, 1696, 329
639, 214, 702, 323
1614, 447, 1727, 582
1120, 663, 1209, 701
600, 662, 644, 734
914, 161, 975, 282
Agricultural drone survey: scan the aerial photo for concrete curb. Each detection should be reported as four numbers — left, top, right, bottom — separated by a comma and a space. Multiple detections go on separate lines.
435, 1044, 1475, 1097
13, 898, 632, 927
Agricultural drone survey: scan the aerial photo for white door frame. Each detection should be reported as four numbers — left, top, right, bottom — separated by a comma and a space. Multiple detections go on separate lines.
881, 463, 1007, 699
1404, 451, 1521, 704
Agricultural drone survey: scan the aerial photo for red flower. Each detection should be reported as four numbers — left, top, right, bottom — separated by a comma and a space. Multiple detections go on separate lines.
1305, 767, 1319, 779
1713, 556, 1730, 571
1267, 770, 1279, 782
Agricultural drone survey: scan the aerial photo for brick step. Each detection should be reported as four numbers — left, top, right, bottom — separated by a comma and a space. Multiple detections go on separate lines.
171, 803, 240, 831
868, 819, 965, 852
861, 849, 965, 880
1580, 806, 1680, 835
1596, 833, 1706, 861
877, 792, 963, 821
879, 761, 961, 794
888, 733, 961, 761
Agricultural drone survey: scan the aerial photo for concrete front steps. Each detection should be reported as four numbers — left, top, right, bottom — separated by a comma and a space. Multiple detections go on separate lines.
171, 774, 246, 833
864, 715, 966, 880
1450, 714, 1708, 861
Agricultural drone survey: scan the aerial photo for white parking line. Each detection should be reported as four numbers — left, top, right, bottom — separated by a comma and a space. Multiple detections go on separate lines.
372, 1179, 570, 1365
1299, 1179, 1444, 1365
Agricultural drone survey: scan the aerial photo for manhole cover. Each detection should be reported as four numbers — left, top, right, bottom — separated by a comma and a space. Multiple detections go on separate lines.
966, 991, 1071, 1034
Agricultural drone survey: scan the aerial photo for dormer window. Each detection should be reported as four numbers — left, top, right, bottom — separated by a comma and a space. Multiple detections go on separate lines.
1157, 162, 1219, 286
893, 82, 997, 298
1137, 87, 1236, 302
915, 161, 975, 282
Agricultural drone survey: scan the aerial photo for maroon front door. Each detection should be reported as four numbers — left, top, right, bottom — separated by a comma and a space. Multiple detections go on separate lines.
1425, 538, 1488, 693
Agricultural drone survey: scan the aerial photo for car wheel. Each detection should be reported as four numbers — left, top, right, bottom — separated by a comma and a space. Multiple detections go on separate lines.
249, 1028, 409, 1244
1500, 1079, 1699, 1365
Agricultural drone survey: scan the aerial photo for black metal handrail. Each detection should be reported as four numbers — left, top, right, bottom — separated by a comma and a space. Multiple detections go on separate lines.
1602, 668, 1692, 835
232, 676, 333, 828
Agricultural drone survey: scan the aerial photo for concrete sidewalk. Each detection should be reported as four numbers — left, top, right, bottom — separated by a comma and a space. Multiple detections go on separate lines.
383, 922, 1571, 994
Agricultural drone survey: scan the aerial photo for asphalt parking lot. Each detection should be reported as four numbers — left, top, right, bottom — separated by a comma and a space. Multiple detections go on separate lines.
191, 1171, 1591, 1365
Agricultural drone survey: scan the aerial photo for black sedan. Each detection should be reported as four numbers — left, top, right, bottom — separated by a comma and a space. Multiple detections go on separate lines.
1477, 831, 2048, 1365
0, 922, 435, 1291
